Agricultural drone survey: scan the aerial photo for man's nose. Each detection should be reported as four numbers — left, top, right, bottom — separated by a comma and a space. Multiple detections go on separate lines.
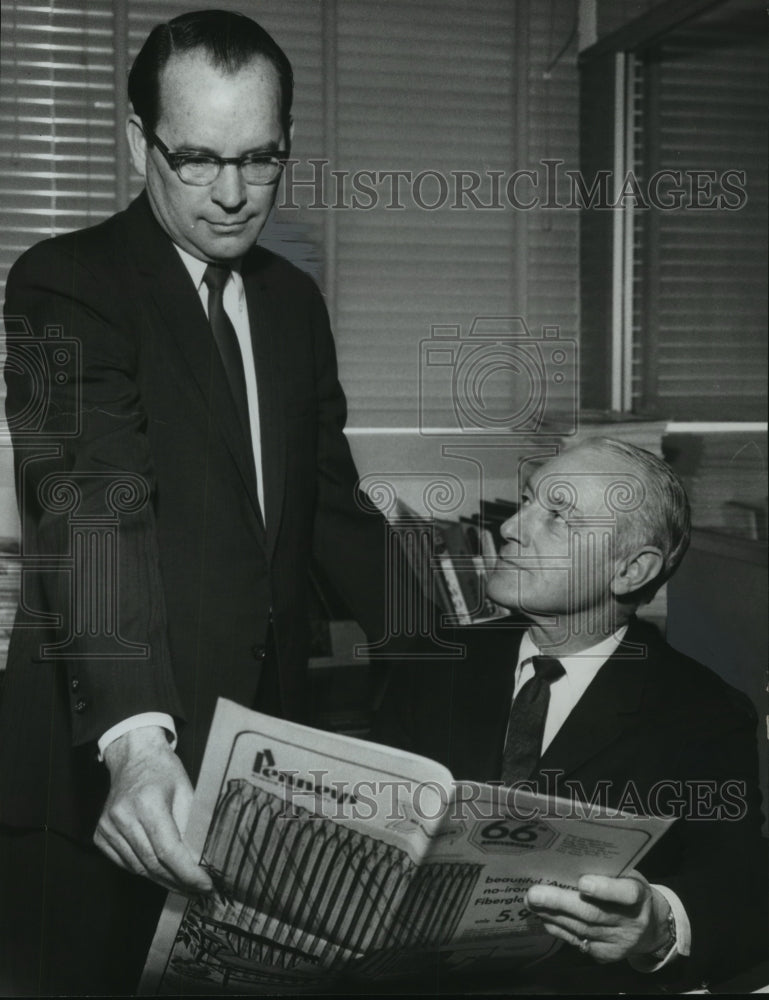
210, 164, 247, 210
500, 511, 523, 544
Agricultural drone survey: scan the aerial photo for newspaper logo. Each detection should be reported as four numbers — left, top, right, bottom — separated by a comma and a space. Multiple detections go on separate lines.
252, 748, 275, 774
251, 749, 358, 806
470, 817, 556, 854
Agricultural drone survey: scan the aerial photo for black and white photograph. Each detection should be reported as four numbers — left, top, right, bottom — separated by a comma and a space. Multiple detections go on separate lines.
0, 1, 767, 995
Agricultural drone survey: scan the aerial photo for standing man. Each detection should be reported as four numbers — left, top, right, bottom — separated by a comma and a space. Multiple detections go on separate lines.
375, 438, 767, 991
1, 11, 387, 994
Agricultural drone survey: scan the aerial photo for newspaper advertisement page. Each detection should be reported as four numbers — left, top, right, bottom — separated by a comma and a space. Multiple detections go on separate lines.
140, 699, 672, 995
411, 783, 671, 975
140, 699, 454, 994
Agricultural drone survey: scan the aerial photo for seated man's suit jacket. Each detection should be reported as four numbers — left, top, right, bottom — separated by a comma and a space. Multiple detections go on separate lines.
1, 191, 388, 842
374, 616, 768, 990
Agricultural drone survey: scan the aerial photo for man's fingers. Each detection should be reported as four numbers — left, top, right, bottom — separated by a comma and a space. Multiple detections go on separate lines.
528, 876, 658, 966
96, 808, 172, 884
527, 886, 618, 927
578, 874, 646, 907
93, 823, 146, 878
537, 917, 628, 965
169, 781, 194, 839
539, 920, 596, 953
99, 792, 212, 893
144, 839, 214, 893
527, 884, 575, 911
535, 911, 603, 940
98, 733, 212, 893
538, 920, 578, 946
116, 812, 183, 888
140, 811, 213, 893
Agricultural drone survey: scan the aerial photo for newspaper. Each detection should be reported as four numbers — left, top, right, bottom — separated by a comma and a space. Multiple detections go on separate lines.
140, 698, 672, 995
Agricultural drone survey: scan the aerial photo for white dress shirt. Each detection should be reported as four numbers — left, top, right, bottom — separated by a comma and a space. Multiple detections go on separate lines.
98, 246, 265, 759
515, 627, 691, 970
176, 246, 266, 518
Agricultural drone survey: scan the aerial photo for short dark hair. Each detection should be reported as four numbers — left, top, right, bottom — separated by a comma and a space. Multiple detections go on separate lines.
128, 9, 293, 143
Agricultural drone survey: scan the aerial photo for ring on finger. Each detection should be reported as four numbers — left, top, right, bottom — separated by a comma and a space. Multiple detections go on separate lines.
579, 937, 590, 954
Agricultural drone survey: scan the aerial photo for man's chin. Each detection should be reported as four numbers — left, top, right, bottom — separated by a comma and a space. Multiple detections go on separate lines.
204, 232, 261, 260
193, 220, 266, 261
487, 573, 534, 613
486, 580, 554, 621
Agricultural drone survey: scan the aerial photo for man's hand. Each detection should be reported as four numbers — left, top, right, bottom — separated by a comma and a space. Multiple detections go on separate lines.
94, 726, 213, 895
526, 871, 672, 964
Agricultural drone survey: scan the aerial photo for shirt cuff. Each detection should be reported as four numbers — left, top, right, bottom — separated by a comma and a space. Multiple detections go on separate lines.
97, 712, 178, 761
628, 884, 692, 972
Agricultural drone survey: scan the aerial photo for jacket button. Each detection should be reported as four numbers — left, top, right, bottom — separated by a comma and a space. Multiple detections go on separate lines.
252, 645, 266, 661
71, 677, 80, 691
74, 699, 87, 713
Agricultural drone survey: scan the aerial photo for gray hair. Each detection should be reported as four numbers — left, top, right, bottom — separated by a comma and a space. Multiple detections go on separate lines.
570, 437, 691, 603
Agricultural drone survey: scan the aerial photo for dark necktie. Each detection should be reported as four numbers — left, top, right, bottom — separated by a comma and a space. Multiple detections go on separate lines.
500, 655, 565, 784
202, 263, 252, 443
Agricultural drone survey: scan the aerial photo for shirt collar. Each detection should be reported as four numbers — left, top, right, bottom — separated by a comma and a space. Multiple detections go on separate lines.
173, 244, 243, 295
517, 625, 629, 683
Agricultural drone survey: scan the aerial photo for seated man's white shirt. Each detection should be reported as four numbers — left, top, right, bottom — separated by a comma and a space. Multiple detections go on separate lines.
515, 627, 691, 969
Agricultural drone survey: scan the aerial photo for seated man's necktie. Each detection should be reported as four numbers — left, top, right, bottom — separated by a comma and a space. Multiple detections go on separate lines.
500, 655, 565, 785
203, 263, 251, 443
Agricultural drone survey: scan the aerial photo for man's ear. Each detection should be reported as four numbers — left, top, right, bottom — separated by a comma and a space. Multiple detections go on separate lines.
126, 114, 148, 176
286, 117, 294, 155
610, 546, 664, 598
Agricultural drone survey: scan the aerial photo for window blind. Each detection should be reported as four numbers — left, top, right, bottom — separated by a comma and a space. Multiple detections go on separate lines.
524, 0, 580, 422
334, 0, 518, 428
0, 1, 117, 298
631, 9, 768, 419
333, 0, 579, 429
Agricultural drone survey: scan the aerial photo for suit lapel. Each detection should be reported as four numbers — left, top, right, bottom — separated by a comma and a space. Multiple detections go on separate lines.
448, 620, 527, 778
537, 620, 650, 779
123, 194, 265, 540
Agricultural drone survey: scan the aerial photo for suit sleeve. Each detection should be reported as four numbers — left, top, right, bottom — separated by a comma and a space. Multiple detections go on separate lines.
641, 690, 768, 989
4, 241, 185, 746
306, 287, 390, 647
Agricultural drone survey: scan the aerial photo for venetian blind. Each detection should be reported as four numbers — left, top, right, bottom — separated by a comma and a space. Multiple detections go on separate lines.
333, 0, 579, 429
631, 10, 768, 419
0, 1, 118, 298
524, 0, 580, 430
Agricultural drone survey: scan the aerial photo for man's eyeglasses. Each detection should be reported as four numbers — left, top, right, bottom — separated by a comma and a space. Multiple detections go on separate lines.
142, 124, 288, 187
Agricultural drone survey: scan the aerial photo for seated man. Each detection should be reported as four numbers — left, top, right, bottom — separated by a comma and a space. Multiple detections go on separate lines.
374, 437, 767, 992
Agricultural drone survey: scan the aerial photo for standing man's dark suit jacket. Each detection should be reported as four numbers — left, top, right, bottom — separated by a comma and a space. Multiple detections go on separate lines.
374, 616, 768, 990
1, 191, 387, 843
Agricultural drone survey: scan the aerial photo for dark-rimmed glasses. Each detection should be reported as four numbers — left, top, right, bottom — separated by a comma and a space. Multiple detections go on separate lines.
142, 124, 288, 186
